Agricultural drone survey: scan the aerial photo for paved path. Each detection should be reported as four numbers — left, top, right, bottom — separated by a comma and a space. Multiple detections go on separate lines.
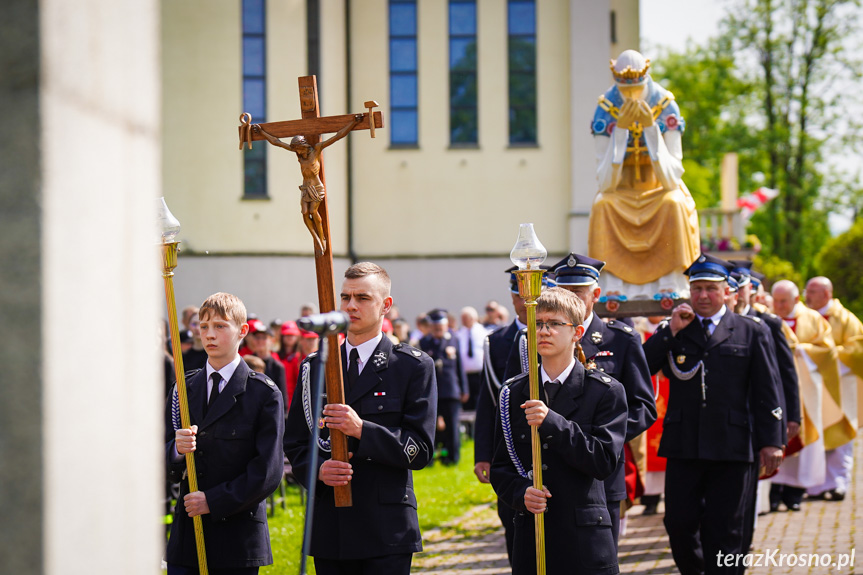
413, 440, 861, 574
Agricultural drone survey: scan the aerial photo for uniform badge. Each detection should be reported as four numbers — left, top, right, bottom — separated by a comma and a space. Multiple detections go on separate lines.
567, 254, 577, 267
591, 332, 603, 344
444, 332, 452, 341
318, 417, 326, 429
404, 437, 419, 463
698, 255, 706, 263
622, 325, 633, 333
676, 355, 686, 364
434, 359, 444, 370
446, 346, 457, 359
412, 349, 421, 357
772, 407, 783, 420
374, 391, 386, 397
601, 376, 612, 383
372, 350, 387, 368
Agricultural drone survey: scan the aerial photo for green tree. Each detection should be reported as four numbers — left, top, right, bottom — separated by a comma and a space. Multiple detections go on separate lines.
816, 217, 863, 317
724, 0, 863, 273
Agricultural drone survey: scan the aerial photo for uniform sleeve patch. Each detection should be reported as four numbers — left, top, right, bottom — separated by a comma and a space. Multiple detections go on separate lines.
404, 436, 420, 463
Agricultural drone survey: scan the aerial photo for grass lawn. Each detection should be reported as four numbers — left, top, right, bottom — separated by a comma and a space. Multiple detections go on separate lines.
262, 438, 496, 574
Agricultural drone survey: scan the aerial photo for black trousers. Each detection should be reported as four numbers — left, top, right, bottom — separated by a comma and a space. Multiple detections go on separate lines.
314, 553, 412, 575
664, 458, 753, 575
167, 565, 258, 575
498, 497, 516, 564
437, 398, 461, 463
465, 371, 481, 410
739, 462, 760, 563
608, 499, 621, 551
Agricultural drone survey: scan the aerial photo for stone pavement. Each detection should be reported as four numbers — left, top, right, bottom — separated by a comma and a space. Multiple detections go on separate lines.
413, 440, 861, 574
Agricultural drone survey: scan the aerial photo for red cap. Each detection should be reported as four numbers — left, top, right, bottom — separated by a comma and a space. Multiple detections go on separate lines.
382, 318, 393, 333
280, 320, 301, 336
300, 329, 318, 339
248, 318, 268, 334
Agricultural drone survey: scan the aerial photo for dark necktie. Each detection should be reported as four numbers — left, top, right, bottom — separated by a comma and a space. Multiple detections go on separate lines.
206, 372, 222, 416
544, 380, 560, 405
467, 332, 474, 358
347, 348, 360, 389
702, 318, 713, 340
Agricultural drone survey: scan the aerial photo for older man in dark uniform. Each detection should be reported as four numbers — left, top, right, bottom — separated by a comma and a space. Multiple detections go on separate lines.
643, 254, 785, 575
283, 263, 437, 575
473, 267, 529, 562
420, 308, 469, 465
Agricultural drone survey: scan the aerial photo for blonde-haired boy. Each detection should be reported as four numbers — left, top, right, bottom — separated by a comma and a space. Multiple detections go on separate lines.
166, 292, 285, 575
490, 287, 628, 574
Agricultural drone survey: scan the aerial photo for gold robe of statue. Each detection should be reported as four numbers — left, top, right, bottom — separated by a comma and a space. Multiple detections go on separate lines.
589, 54, 700, 294
823, 298, 863, 430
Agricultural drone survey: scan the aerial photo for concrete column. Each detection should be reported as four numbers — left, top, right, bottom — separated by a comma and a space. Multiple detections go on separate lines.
569, 0, 613, 253
2, 0, 162, 573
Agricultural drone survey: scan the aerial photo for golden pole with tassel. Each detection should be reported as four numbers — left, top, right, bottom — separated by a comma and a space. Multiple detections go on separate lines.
511, 223, 547, 575
159, 198, 209, 575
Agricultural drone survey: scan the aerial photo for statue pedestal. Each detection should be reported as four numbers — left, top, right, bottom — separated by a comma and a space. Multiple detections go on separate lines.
595, 297, 690, 319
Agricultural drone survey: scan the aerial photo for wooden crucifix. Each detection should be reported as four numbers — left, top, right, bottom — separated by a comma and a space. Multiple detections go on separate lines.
238, 76, 383, 507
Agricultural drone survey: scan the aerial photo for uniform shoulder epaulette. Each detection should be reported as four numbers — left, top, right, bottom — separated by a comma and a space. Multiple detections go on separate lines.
249, 370, 277, 389
740, 314, 762, 323
301, 351, 318, 364
586, 368, 616, 386
658, 319, 670, 330
394, 343, 424, 359
184, 368, 202, 379
503, 372, 529, 387
607, 320, 636, 334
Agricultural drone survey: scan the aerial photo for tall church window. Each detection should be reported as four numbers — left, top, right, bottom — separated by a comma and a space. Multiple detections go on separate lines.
243, 0, 267, 197
389, 0, 418, 146
449, 0, 478, 145
508, 0, 536, 145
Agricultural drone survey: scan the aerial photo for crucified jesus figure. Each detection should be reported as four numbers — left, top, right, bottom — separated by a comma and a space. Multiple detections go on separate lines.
252, 113, 364, 253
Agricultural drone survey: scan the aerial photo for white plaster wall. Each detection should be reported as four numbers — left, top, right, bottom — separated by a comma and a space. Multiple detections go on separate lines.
41, 0, 162, 572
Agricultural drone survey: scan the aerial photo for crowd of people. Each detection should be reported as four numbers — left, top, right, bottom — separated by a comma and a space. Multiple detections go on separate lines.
160, 254, 861, 575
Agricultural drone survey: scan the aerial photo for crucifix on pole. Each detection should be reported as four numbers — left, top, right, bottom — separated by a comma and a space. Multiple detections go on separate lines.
237, 75, 382, 507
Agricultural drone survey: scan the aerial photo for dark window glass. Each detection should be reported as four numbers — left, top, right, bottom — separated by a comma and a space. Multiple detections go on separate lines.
389, 39, 417, 72
508, 0, 536, 144
390, 110, 418, 145
449, 0, 477, 145
243, 0, 267, 197
243, 37, 266, 76
391, 75, 418, 107
242, 0, 265, 34
390, 0, 418, 145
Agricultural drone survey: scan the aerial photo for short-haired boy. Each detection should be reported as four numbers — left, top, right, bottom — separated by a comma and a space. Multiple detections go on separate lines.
491, 287, 628, 575
166, 292, 285, 575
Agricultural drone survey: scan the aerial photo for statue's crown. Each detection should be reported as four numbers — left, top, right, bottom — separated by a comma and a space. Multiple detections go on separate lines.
610, 58, 650, 84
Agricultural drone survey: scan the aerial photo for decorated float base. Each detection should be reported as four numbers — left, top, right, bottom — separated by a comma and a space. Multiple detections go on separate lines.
595, 295, 689, 319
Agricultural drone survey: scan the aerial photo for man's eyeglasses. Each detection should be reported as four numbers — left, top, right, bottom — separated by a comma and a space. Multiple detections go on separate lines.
536, 321, 575, 332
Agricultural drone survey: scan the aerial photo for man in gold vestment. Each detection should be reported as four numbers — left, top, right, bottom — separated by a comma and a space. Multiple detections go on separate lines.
589, 50, 700, 299
804, 276, 860, 500
769, 280, 841, 511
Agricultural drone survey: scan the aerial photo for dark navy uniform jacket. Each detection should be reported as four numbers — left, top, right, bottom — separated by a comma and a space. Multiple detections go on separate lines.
419, 331, 468, 400
643, 310, 784, 461
165, 360, 285, 569
475, 321, 521, 464
580, 314, 656, 501
490, 363, 627, 575
283, 337, 437, 560
502, 315, 656, 502
746, 307, 800, 442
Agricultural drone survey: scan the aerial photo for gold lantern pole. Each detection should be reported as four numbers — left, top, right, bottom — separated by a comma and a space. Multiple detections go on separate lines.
159, 198, 209, 575
510, 223, 547, 575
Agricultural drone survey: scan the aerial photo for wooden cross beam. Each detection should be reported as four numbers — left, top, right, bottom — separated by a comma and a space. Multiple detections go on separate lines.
238, 76, 383, 507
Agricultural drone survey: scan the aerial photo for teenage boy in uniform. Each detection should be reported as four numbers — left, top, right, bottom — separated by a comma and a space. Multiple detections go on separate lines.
166, 292, 286, 575
284, 262, 437, 575
491, 287, 628, 575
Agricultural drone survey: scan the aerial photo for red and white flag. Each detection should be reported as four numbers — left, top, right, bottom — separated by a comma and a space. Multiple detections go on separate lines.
737, 187, 779, 219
